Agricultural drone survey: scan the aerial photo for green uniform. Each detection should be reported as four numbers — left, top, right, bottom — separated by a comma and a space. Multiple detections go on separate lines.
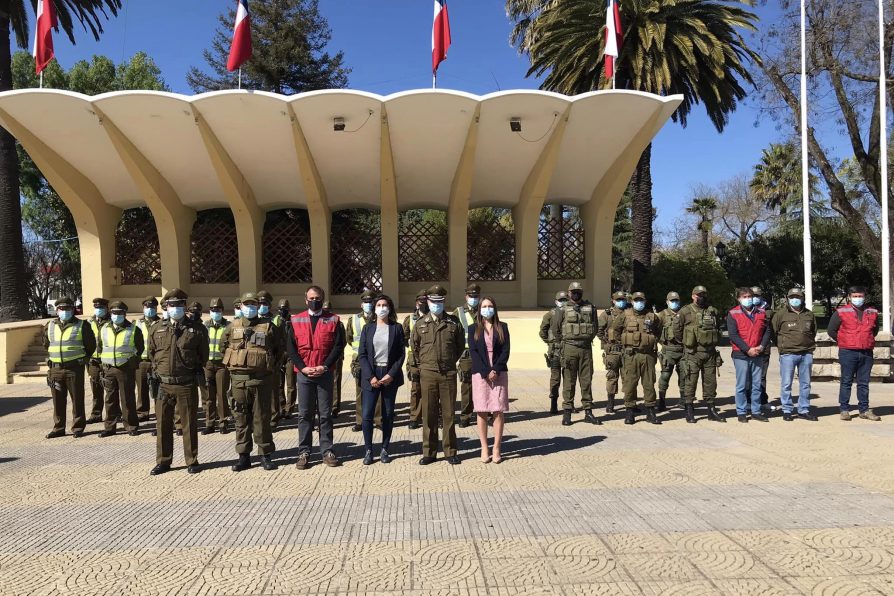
202, 318, 231, 431
612, 309, 661, 408
87, 315, 110, 419
148, 317, 208, 467
555, 300, 599, 411
402, 311, 425, 426
411, 312, 465, 458
597, 307, 624, 396
44, 318, 95, 434
657, 308, 685, 396
673, 303, 723, 404
96, 320, 144, 432
135, 316, 159, 419
272, 313, 296, 416
539, 308, 562, 402
346, 312, 382, 427
221, 317, 282, 456
454, 305, 477, 425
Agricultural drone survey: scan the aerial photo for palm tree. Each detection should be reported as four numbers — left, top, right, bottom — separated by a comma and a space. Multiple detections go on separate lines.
750, 141, 825, 221
507, 0, 759, 288
0, 1, 122, 321
687, 196, 718, 257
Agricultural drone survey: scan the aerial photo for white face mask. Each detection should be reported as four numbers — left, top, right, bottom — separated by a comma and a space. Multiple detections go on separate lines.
376, 306, 389, 319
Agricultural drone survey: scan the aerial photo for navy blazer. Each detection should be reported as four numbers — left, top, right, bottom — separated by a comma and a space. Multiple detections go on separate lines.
358, 321, 406, 390
468, 322, 510, 376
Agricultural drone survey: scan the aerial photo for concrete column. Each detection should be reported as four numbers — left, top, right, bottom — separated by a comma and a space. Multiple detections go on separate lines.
447, 107, 481, 306
380, 107, 400, 299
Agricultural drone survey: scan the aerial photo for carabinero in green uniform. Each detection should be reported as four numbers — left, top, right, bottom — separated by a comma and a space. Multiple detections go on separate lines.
274, 298, 297, 418
553, 281, 601, 426
539, 291, 568, 415
346, 290, 382, 432
656, 291, 685, 411
596, 291, 628, 413
201, 297, 231, 435
612, 292, 662, 425
135, 296, 160, 421
95, 300, 144, 437
454, 283, 480, 427
86, 297, 111, 423
402, 288, 429, 429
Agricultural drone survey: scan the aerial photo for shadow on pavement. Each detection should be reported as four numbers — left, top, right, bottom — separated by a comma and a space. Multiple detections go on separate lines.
0, 397, 49, 417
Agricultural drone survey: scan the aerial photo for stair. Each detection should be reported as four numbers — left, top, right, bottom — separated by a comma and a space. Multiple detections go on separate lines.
8, 331, 49, 384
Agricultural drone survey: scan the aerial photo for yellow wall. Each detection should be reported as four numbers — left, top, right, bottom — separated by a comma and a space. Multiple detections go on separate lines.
0, 321, 46, 384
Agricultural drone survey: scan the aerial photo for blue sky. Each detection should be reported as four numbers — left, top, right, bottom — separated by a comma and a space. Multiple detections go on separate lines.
17, 0, 785, 231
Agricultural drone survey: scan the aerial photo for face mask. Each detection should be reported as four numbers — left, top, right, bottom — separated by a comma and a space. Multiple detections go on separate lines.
633, 301, 646, 312
361, 302, 373, 314
144, 307, 156, 318
190, 311, 201, 319
755, 298, 766, 308
428, 302, 444, 315
555, 301, 567, 308
467, 297, 480, 308
376, 306, 390, 319
739, 297, 754, 308
58, 309, 73, 322
242, 305, 259, 319
162, 310, 170, 320
788, 298, 802, 309
418, 302, 429, 314
258, 304, 270, 316
614, 300, 626, 310
279, 309, 289, 317
480, 306, 495, 319
851, 297, 865, 307
668, 301, 680, 311
234, 309, 242, 319
111, 314, 126, 325
94, 307, 107, 318
169, 306, 185, 320
210, 311, 223, 322
695, 296, 707, 307
307, 299, 322, 312
570, 292, 583, 302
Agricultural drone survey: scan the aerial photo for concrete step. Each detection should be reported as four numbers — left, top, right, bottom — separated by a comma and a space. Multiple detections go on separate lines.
19, 353, 48, 364
14, 363, 49, 373
8, 371, 47, 385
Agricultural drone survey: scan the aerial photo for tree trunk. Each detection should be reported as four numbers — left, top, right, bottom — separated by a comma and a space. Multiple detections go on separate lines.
700, 222, 709, 257
629, 143, 653, 290
0, 19, 28, 322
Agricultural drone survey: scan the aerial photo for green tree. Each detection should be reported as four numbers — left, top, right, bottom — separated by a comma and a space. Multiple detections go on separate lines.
0, 0, 122, 322
643, 254, 736, 311
187, 0, 349, 94
507, 0, 760, 289
612, 192, 632, 290
686, 195, 718, 257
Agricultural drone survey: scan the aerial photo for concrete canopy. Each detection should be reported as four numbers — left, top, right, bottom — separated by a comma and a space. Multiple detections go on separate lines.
0, 88, 681, 308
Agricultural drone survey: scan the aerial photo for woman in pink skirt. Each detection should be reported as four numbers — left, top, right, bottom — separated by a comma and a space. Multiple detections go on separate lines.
468, 297, 510, 463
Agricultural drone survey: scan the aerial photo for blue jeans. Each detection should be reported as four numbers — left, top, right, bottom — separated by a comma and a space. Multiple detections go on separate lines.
362, 366, 398, 451
778, 353, 813, 414
838, 349, 873, 413
733, 357, 766, 415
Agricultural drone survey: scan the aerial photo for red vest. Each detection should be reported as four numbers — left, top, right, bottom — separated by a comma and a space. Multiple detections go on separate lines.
291, 310, 340, 369
835, 306, 878, 350
728, 306, 767, 353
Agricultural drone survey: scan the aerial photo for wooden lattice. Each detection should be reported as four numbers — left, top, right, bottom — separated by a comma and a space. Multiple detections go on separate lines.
191, 209, 239, 284
398, 212, 448, 282
331, 209, 383, 295
467, 212, 516, 281
538, 214, 586, 279
115, 207, 161, 285
263, 209, 312, 284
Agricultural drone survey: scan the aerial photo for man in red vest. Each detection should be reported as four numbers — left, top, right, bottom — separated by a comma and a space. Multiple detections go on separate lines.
727, 287, 771, 423
827, 286, 881, 421
286, 285, 346, 468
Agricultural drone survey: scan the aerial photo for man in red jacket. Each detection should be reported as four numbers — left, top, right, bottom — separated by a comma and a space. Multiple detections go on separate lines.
827, 286, 881, 421
727, 287, 771, 423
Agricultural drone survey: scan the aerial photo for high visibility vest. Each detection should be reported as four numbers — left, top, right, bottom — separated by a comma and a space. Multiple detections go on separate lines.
99, 324, 137, 367
47, 320, 86, 364
455, 307, 473, 349
135, 318, 156, 360
89, 318, 107, 358
348, 314, 364, 353
207, 324, 226, 361
272, 314, 284, 327
407, 315, 420, 353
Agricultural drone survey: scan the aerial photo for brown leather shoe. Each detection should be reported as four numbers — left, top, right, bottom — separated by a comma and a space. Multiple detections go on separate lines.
295, 453, 309, 470
323, 451, 339, 467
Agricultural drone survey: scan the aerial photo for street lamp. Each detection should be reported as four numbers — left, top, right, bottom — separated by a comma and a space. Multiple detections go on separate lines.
713, 241, 727, 262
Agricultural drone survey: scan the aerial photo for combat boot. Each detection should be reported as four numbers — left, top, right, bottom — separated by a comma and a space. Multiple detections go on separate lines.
549, 397, 559, 415
685, 404, 696, 424
657, 392, 667, 412
707, 405, 726, 423
584, 409, 601, 425
646, 407, 662, 425
606, 394, 616, 414
231, 453, 251, 472
625, 409, 635, 425
561, 410, 572, 426
261, 455, 278, 471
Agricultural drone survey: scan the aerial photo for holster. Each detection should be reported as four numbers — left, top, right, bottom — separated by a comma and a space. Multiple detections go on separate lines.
350, 356, 361, 380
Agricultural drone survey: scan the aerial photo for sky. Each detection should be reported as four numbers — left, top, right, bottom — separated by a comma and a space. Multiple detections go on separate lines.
17, 0, 787, 235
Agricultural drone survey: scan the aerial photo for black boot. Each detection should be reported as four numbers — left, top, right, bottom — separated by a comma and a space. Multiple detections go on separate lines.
261, 455, 278, 471
584, 409, 601, 425
685, 404, 696, 424
657, 392, 667, 412
549, 397, 559, 415
561, 410, 572, 426
625, 409, 635, 425
231, 453, 251, 472
606, 394, 615, 414
646, 407, 662, 425
707, 405, 726, 423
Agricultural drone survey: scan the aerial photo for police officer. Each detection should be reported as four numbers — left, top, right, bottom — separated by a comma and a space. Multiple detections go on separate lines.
402, 289, 428, 429
201, 298, 231, 435
673, 286, 726, 424
44, 296, 95, 439
597, 291, 628, 414
324, 300, 344, 418
656, 291, 684, 411
148, 288, 208, 475
274, 298, 297, 418
86, 297, 111, 423
233, 298, 243, 321
411, 285, 465, 465
222, 292, 281, 472
346, 291, 382, 432
188, 301, 203, 322
539, 291, 568, 415
256, 290, 282, 427
135, 297, 160, 422
613, 292, 662, 425
454, 283, 481, 428
95, 301, 143, 437
554, 281, 600, 426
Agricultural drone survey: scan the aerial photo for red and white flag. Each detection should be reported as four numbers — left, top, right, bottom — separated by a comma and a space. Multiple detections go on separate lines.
432, 0, 452, 74
227, 0, 253, 72
604, 0, 623, 80
33, 0, 57, 75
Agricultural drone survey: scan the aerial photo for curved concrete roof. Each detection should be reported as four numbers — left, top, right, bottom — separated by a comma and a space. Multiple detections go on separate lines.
0, 88, 681, 212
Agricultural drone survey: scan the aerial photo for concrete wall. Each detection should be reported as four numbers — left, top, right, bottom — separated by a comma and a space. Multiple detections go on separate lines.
0, 320, 47, 384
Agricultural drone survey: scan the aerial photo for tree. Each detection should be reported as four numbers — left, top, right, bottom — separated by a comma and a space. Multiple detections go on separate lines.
749, 141, 826, 229
187, 0, 349, 94
644, 254, 736, 311
686, 194, 718, 257
612, 192, 633, 289
714, 174, 773, 244
0, 0, 122, 322
507, 0, 760, 288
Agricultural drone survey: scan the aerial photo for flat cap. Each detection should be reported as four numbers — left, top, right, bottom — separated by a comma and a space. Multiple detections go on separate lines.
142, 296, 159, 307
787, 287, 805, 297
360, 290, 377, 301
162, 288, 188, 302
631, 292, 646, 300
55, 296, 75, 308
109, 301, 128, 311
555, 291, 568, 301
426, 285, 447, 301
666, 291, 680, 301
256, 290, 273, 303
278, 298, 290, 309
232, 298, 242, 308
240, 292, 258, 303
612, 291, 627, 300
92, 297, 109, 306
568, 281, 583, 292
415, 288, 429, 300
208, 298, 224, 309
465, 283, 481, 296
692, 285, 708, 295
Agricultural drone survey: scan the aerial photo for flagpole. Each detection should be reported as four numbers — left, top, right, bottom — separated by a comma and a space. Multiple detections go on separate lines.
433, 72, 437, 89
879, 0, 891, 333
800, 0, 813, 310
39, 71, 43, 89
238, 68, 242, 90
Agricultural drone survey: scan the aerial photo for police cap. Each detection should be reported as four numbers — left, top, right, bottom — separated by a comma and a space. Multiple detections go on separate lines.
611, 291, 626, 300
568, 281, 583, 292
360, 290, 377, 302
189, 301, 202, 312
787, 287, 805, 298
92, 297, 109, 306
209, 297, 224, 310
256, 290, 273, 303
232, 298, 242, 309
750, 286, 763, 296
142, 296, 159, 307
322, 300, 331, 310
465, 283, 481, 296
162, 288, 188, 303
278, 298, 290, 309
55, 296, 75, 308
415, 288, 429, 300
632, 292, 646, 300
692, 285, 708, 295
240, 292, 258, 304
426, 285, 447, 301
666, 291, 680, 301
109, 301, 128, 312
555, 291, 568, 301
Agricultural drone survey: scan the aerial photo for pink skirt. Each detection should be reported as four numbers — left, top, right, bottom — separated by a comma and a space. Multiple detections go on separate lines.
471, 372, 509, 413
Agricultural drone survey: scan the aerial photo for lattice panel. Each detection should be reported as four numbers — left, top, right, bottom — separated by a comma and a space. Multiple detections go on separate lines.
398, 215, 448, 282
467, 215, 516, 281
538, 215, 586, 279
331, 210, 383, 295
191, 209, 239, 284
115, 207, 161, 285
263, 209, 312, 284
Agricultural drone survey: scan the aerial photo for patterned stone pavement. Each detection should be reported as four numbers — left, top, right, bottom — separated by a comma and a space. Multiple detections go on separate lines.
2, 351, 894, 595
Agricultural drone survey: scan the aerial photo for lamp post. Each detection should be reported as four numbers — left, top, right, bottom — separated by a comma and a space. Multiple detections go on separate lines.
713, 241, 727, 263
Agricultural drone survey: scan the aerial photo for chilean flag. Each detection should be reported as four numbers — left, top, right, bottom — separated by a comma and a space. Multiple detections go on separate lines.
33, 0, 57, 75
227, 0, 253, 72
604, 0, 623, 79
432, 0, 452, 74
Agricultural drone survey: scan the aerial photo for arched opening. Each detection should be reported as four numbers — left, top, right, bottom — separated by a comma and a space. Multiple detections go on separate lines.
398, 209, 448, 282
115, 207, 161, 285
330, 208, 382, 295
262, 209, 312, 284
467, 207, 515, 281
191, 208, 239, 284
538, 205, 585, 280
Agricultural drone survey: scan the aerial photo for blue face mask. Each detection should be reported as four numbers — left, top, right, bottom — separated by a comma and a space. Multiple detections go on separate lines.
428, 302, 444, 315
788, 298, 802, 309
668, 301, 680, 311
633, 301, 646, 312
143, 307, 156, 318
258, 304, 270, 316
740, 297, 754, 308
169, 306, 185, 320
480, 306, 495, 319
94, 307, 107, 318
362, 302, 373, 314
210, 311, 223, 322
58, 309, 73, 322
467, 297, 480, 308
111, 314, 126, 325
242, 305, 259, 319
614, 300, 626, 310
851, 297, 865, 307
234, 309, 242, 319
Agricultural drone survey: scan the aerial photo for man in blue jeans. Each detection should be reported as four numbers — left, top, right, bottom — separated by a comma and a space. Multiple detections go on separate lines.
827, 286, 881, 421
727, 287, 771, 423
771, 288, 818, 421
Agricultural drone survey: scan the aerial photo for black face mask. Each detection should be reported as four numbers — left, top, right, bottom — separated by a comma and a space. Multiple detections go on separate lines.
570, 291, 583, 302
695, 296, 707, 307
279, 309, 289, 317
307, 299, 322, 312
417, 301, 428, 314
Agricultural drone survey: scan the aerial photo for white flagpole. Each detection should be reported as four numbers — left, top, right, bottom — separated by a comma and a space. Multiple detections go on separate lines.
880, 0, 891, 333
433, 72, 437, 89
800, 0, 813, 309
238, 68, 242, 90
39, 71, 43, 89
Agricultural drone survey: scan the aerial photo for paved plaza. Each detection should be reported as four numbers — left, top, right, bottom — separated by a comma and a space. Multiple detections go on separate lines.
2, 351, 894, 595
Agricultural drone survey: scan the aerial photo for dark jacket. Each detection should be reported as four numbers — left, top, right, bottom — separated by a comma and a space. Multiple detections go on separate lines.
468, 322, 510, 376
772, 306, 817, 354
358, 321, 405, 390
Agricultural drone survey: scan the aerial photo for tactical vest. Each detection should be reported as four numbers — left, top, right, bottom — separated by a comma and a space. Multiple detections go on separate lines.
682, 305, 721, 349
561, 303, 596, 342
135, 318, 156, 360
47, 320, 86, 364
620, 309, 659, 352
660, 310, 680, 345
835, 306, 878, 350
207, 323, 227, 361
604, 308, 621, 343
99, 324, 137, 367
455, 307, 474, 349
223, 318, 275, 374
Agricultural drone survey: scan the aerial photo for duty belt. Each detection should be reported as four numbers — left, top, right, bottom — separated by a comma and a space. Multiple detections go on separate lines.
563, 340, 592, 348
230, 371, 270, 380
158, 374, 194, 385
